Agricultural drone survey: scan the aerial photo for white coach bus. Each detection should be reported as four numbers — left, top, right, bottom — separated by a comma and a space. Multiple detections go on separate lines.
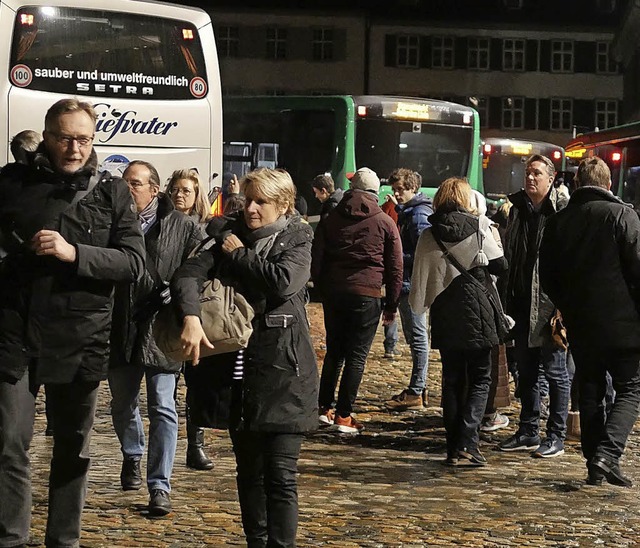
0, 0, 222, 187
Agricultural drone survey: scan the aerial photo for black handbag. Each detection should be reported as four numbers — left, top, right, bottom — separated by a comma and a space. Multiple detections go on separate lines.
433, 232, 515, 343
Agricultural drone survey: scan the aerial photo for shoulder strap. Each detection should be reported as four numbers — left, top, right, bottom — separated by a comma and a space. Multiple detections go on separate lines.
432, 230, 489, 295
69, 170, 110, 207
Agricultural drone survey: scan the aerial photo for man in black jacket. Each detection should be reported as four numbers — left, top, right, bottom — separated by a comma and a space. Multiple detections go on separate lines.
540, 156, 640, 487
0, 98, 145, 548
109, 161, 202, 516
497, 154, 570, 458
311, 173, 343, 221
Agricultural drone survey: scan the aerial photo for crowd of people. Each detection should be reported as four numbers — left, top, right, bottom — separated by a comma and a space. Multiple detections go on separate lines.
1, 97, 640, 548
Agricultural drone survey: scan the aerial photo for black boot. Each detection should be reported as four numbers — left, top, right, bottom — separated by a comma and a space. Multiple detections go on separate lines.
186, 420, 213, 471
121, 456, 142, 491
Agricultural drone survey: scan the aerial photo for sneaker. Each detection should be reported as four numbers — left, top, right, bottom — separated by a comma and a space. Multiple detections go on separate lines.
480, 412, 510, 432
334, 414, 364, 434
383, 349, 402, 359
498, 433, 541, 452
385, 389, 423, 411
318, 407, 335, 426
532, 437, 565, 458
148, 489, 172, 516
458, 447, 488, 466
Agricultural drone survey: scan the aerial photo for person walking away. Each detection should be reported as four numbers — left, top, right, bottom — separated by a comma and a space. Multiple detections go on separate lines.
172, 167, 318, 547
410, 177, 508, 466
109, 160, 203, 516
312, 167, 403, 433
497, 154, 570, 458
384, 168, 433, 410
540, 156, 640, 487
311, 173, 344, 222
0, 98, 145, 548
167, 168, 217, 471
381, 193, 402, 360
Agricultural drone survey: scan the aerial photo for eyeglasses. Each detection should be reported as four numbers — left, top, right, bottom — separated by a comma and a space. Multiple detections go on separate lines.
51, 133, 94, 148
170, 187, 193, 196
126, 180, 150, 189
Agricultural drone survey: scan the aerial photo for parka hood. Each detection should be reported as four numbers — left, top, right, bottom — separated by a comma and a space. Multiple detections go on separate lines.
429, 208, 479, 244
335, 189, 383, 220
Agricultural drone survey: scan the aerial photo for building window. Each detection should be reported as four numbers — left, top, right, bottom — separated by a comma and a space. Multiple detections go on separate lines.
312, 28, 334, 61
218, 26, 239, 58
551, 40, 573, 73
432, 36, 454, 69
597, 42, 617, 74
468, 37, 490, 70
550, 98, 572, 131
396, 34, 420, 68
502, 97, 524, 129
469, 96, 488, 128
266, 28, 287, 60
595, 99, 618, 129
503, 38, 525, 71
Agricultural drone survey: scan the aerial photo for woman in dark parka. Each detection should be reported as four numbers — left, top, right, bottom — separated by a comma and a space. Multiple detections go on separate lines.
171, 168, 318, 548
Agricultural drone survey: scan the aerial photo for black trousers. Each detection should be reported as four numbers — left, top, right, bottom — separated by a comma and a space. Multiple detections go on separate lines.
318, 293, 382, 417
439, 347, 492, 453
230, 430, 303, 548
0, 368, 99, 548
571, 345, 640, 465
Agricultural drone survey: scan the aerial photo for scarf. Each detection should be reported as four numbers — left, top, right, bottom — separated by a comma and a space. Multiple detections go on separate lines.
138, 196, 159, 234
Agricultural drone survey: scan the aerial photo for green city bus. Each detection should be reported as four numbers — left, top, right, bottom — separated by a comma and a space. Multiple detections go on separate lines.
222, 95, 483, 218
482, 137, 565, 200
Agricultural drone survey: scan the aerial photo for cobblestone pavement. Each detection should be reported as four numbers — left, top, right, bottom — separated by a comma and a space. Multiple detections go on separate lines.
25, 303, 640, 547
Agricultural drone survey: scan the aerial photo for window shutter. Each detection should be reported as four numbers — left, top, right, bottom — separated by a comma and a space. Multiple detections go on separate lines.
491, 39, 502, 71
526, 40, 538, 71
539, 40, 551, 72
524, 98, 537, 130
489, 97, 502, 128
574, 41, 596, 73
538, 98, 550, 130
385, 34, 397, 67
420, 35, 432, 68
455, 37, 467, 69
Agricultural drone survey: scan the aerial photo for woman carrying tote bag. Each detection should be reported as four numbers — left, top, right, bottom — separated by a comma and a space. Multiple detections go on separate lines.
170, 167, 318, 548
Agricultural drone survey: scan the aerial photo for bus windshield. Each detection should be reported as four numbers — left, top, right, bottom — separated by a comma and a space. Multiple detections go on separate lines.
355, 118, 471, 187
11, 6, 207, 100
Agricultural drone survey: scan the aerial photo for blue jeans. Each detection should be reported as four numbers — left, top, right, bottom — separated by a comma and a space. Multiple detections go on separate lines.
318, 293, 382, 417
398, 294, 429, 395
514, 326, 569, 440
0, 369, 99, 548
383, 320, 398, 353
108, 365, 178, 493
231, 431, 302, 548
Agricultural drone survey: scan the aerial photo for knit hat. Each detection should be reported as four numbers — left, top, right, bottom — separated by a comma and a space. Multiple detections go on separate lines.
348, 167, 380, 194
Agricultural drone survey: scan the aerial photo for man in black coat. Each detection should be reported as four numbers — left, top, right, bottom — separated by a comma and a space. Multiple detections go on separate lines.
109, 161, 202, 516
540, 156, 640, 487
0, 98, 145, 548
497, 154, 570, 459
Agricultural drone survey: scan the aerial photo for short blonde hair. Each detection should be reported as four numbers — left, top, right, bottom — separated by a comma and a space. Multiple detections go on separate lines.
241, 168, 296, 216
433, 177, 472, 213
166, 168, 211, 223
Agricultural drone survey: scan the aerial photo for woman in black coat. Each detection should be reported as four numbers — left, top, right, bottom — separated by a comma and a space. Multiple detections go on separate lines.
410, 177, 508, 466
171, 168, 318, 548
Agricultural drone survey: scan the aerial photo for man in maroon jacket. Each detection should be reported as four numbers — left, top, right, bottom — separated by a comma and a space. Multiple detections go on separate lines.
311, 167, 403, 433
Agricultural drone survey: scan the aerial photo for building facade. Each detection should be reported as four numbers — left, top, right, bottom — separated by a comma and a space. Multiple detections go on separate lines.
208, 1, 623, 146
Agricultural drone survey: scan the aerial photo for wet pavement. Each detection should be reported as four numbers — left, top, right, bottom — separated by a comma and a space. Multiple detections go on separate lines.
25, 303, 640, 547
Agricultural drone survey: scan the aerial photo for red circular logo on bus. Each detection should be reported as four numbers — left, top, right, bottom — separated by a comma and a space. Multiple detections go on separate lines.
10, 64, 32, 88
189, 77, 207, 99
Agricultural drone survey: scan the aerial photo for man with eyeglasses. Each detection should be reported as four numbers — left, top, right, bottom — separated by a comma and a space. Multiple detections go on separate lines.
109, 160, 202, 516
497, 154, 571, 459
0, 98, 145, 548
